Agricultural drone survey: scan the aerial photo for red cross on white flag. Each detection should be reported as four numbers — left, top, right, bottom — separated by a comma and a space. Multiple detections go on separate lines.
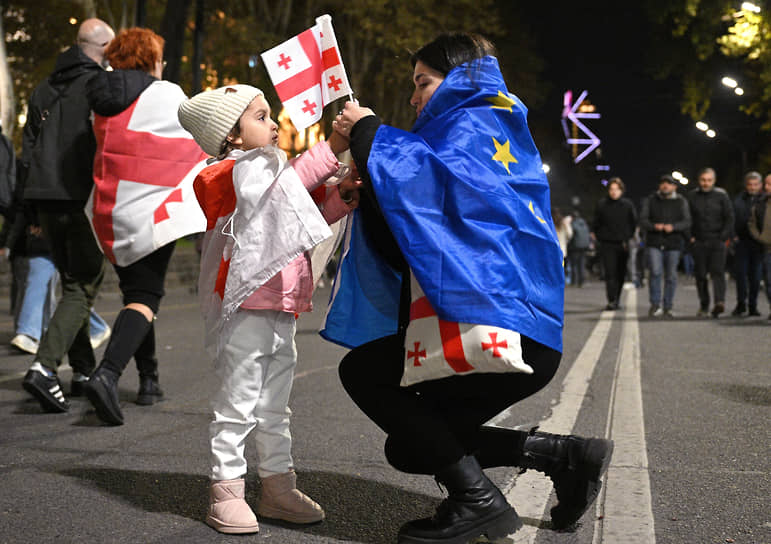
400, 274, 535, 386
260, 14, 353, 131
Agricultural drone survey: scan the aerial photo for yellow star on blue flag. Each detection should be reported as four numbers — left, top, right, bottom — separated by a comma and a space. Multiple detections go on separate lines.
492, 137, 518, 174
529, 201, 548, 224
486, 90, 516, 113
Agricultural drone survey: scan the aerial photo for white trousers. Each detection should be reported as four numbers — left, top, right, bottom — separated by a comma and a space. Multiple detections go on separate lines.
210, 309, 297, 480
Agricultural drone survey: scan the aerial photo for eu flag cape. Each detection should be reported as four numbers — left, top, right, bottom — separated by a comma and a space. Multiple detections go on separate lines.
321, 56, 564, 353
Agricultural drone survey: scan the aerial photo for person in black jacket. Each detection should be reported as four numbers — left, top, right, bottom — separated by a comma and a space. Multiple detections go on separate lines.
687, 168, 734, 318
20, 18, 114, 414
591, 177, 637, 310
639, 175, 691, 317
731, 171, 764, 316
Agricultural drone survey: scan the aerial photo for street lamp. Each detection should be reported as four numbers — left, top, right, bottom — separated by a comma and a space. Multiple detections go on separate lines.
706, 129, 717, 138
542, 163, 551, 174
672, 171, 683, 180
741, 2, 761, 13
696, 121, 709, 131
680, 177, 689, 185
721, 76, 738, 88
734, 87, 745, 96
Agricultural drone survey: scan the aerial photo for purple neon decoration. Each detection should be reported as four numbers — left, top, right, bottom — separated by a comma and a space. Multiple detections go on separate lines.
561, 89, 601, 163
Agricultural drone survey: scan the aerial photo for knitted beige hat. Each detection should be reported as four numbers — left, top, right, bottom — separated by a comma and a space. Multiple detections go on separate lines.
178, 84, 264, 156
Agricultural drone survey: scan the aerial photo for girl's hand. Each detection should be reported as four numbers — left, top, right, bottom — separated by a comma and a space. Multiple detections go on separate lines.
338, 162, 363, 209
327, 130, 349, 155
333, 101, 375, 138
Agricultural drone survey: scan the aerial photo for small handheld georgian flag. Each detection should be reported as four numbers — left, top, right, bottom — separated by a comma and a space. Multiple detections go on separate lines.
261, 14, 353, 131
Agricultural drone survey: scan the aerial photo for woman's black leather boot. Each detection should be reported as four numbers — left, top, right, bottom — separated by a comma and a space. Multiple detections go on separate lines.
397, 455, 522, 544
520, 430, 614, 529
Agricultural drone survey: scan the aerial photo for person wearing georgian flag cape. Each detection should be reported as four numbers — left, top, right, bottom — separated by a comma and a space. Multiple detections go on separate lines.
81, 28, 209, 426
329, 34, 614, 543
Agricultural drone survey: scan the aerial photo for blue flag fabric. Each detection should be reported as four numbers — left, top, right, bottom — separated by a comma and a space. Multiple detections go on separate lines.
319, 209, 401, 348
321, 55, 564, 353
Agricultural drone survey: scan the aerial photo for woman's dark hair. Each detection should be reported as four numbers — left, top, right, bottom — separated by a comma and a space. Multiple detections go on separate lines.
608, 176, 625, 192
410, 33, 496, 76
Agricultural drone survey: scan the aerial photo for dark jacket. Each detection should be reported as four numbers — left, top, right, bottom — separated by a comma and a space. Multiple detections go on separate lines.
687, 187, 733, 242
86, 69, 156, 117
592, 196, 637, 243
733, 190, 761, 241
22, 45, 104, 203
639, 191, 691, 250
749, 194, 771, 251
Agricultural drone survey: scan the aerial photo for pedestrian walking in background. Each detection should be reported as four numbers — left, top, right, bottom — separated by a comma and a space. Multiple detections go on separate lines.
568, 210, 591, 287
639, 175, 691, 318
330, 33, 612, 544
81, 28, 210, 425
687, 168, 734, 318
592, 177, 637, 310
749, 173, 771, 319
19, 18, 114, 413
179, 84, 358, 534
731, 171, 764, 316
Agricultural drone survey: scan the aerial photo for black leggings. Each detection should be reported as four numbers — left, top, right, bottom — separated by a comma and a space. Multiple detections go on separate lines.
112, 241, 176, 314
338, 333, 561, 475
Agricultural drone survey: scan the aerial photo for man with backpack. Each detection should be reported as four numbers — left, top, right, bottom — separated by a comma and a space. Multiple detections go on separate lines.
20, 18, 115, 413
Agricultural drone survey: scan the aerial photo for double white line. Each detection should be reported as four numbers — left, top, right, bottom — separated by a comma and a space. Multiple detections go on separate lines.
495, 287, 656, 543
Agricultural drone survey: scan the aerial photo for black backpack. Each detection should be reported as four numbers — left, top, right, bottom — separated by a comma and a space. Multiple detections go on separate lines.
0, 132, 16, 216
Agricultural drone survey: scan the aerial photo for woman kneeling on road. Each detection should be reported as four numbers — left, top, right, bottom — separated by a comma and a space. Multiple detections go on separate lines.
327, 33, 613, 543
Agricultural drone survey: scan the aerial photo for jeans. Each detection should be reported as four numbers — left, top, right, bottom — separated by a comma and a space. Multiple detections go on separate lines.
36, 208, 105, 375
693, 239, 727, 309
734, 239, 763, 310
15, 256, 57, 340
568, 249, 586, 287
763, 253, 771, 306
647, 247, 680, 310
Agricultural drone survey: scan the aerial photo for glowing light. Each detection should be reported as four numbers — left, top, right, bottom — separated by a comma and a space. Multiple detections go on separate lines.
706, 129, 716, 138
69, 17, 77, 25
741, 2, 761, 13
680, 177, 689, 185
18, 112, 27, 126
696, 121, 709, 131
542, 163, 551, 174
672, 171, 683, 180
561, 89, 601, 164
596, 165, 610, 171
721, 76, 738, 88
735, 87, 745, 96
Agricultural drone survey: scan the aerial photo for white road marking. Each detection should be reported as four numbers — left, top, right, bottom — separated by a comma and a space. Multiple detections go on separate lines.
495, 300, 616, 542
594, 287, 656, 543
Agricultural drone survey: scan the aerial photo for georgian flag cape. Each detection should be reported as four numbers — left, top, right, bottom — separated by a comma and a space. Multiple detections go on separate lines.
194, 147, 333, 358
87, 80, 209, 266
321, 56, 565, 386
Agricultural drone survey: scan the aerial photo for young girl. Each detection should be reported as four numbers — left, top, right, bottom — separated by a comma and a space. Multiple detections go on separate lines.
178, 85, 357, 534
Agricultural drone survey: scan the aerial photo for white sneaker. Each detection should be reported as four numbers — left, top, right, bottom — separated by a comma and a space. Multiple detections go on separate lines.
90, 325, 111, 349
11, 334, 39, 354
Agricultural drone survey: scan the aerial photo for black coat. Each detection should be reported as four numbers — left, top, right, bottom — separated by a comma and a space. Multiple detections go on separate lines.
639, 191, 691, 250
22, 45, 104, 203
687, 187, 733, 242
592, 197, 637, 243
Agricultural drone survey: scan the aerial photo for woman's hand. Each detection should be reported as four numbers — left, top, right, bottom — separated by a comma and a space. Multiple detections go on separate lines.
333, 101, 375, 138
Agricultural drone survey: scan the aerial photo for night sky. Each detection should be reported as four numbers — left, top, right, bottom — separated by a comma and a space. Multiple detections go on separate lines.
522, 1, 758, 212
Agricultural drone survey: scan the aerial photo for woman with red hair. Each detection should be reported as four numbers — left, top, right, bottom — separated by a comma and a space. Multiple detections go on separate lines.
83, 28, 208, 425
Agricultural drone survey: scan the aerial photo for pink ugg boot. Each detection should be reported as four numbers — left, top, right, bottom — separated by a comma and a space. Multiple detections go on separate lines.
205, 478, 259, 534
257, 470, 325, 524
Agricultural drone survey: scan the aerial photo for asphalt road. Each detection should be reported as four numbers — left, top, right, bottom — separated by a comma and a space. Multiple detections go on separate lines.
0, 276, 768, 544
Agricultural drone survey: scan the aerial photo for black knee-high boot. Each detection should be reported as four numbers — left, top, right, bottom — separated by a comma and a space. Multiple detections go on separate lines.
133, 323, 163, 405
519, 430, 614, 529
397, 455, 522, 544
84, 309, 152, 425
